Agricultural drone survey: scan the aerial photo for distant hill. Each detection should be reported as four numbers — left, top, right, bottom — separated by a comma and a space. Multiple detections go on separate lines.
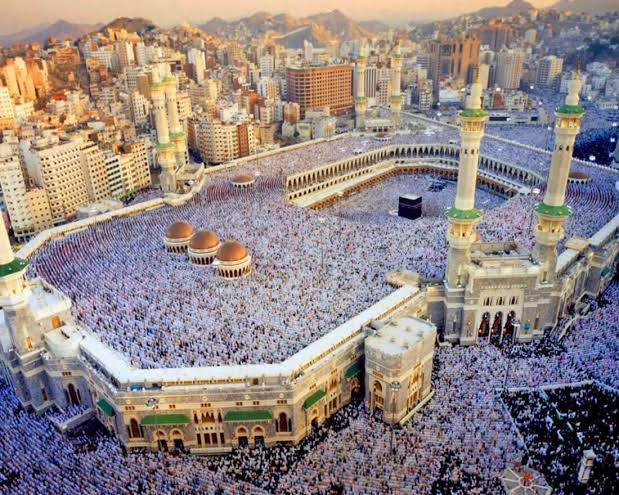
359, 20, 391, 33
551, 0, 619, 13
199, 9, 376, 47
0, 19, 101, 46
100, 17, 157, 34
468, 0, 537, 19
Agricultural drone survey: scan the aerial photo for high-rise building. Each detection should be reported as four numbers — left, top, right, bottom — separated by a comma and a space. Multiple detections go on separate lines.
22, 138, 90, 224
79, 140, 111, 202
188, 48, 206, 84
0, 146, 52, 240
475, 22, 512, 51
0, 87, 16, 130
198, 119, 239, 164
536, 56, 563, 89
128, 90, 150, 125
285, 65, 353, 118
429, 34, 480, 90
495, 49, 525, 90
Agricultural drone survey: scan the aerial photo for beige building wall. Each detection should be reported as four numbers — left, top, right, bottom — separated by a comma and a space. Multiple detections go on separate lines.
24, 140, 89, 224
80, 141, 111, 202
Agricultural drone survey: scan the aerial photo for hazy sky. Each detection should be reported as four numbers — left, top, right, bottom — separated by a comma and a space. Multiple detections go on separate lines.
1, 0, 558, 34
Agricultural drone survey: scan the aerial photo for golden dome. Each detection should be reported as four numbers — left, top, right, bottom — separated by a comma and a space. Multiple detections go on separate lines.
232, 174, 255, 184
190, 230, 220, 250
217, 240, 248, 262
166, 221, 194, 240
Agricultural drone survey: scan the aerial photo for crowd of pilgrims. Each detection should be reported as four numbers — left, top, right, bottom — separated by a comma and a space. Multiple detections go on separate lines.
505, 384, 618, 494
27, 125, 619, 368
0, 280, 616, 494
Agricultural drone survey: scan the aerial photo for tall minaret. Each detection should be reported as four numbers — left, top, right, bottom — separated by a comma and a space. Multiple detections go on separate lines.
390, 43, 403, 129
354, 40, 367, 130
163, 65, 187, 171
0, 218, 32, 354
534, 70, 584, 283
150, 64, 177, 193
445, 68, 488, 288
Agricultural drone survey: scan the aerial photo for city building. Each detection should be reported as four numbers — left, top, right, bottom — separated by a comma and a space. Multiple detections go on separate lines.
285, 65, 353, 118
495, 49, 525, 90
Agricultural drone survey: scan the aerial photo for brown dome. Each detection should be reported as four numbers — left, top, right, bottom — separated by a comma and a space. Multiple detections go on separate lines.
190, 230, 220, 250
217, 240, 248, 262
166, 221, 194, 240
232, 174, 254, 184
568, 171, 591, 180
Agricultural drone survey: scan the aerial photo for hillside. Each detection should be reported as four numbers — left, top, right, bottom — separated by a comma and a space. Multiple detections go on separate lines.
199, 9, 376, 46
101, 17, 157, 34
0, 19, 101, 46
551, 0, 619, 13
468, 0, 537, 19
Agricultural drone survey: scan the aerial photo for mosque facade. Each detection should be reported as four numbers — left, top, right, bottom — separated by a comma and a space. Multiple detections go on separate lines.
0, 72, 618, 455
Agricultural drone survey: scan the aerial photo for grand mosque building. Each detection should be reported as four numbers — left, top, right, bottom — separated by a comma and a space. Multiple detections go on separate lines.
0, 66, 617, 454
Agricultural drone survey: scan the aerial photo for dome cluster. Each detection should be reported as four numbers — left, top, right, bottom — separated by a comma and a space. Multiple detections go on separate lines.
164, 222, 251, 278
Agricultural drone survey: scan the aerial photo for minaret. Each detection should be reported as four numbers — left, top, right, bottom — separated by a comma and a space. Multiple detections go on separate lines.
534, 70, 584, 283
163, 65, 187, 171
354, 40, 367, 130
150, 64, 177, 193
390, 43, 403, 129
445, 68, 488, 288
0, 218, 32, 354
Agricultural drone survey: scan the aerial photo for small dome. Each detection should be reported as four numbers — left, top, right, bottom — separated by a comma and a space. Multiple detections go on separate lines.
568, 171, 590, 180
217, 240, 248, 262
232, 174, 255, 184
190, 230, 220, 250
166, 221, 194, 239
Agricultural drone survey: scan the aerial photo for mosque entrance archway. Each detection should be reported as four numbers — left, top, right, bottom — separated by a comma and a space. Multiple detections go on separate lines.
158, 440, 168, 452
504, 311, 516, 341
491, 312, 503, 333
310, 417, 319, 432
490, 312, 503, 344
173, 439, 184, 452
238, 436, 248, 448
478, 312, 490, 338
67, 383, 80, 406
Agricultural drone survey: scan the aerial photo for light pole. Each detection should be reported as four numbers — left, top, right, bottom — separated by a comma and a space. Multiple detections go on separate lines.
389, 381, 402, 456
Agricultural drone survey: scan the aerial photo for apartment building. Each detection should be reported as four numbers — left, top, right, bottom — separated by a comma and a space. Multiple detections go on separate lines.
22, 138, 90, 224
285, 65, 353, 118
0, 149, 52, 240
80, 140, 111, 202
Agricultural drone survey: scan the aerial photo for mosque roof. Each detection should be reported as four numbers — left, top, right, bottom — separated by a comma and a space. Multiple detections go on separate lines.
189, 230, 220, 250
232, 174, 255, 184
217, 240, 248, 262
166, 221, 194, 240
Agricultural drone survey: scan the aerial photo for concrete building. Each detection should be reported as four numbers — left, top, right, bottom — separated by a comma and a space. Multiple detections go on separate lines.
188, 48, 206, 85
536, 56, 564, 89
0, 87, 16, 130
22, 138, 90, 224
80, 141, 111, 202
429, 34, 480, 91
285, 65, 353, 118
0, 146, 52, 240
495, 49, 525, 90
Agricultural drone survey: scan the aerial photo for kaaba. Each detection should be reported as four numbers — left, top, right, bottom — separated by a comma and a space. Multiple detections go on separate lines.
398, 194, 422, 220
